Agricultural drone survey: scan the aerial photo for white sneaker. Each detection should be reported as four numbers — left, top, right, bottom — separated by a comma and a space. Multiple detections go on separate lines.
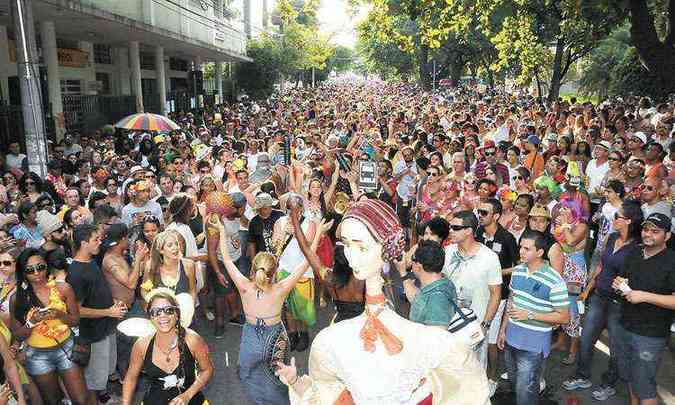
540, 378, 546, 393
488, 379, 498, 397
670, 322, 675, 333
592, 385, 617, 401
206, 311, 215, 321
500, 372, 509, 380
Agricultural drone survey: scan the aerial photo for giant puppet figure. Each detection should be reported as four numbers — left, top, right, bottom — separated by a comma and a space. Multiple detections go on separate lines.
277, 199, 490, 405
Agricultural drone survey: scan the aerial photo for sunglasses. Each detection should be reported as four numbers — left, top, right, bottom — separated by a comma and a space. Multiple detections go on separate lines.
450, 224, 471, 231
608, 157, 621, 162
614, 212, 628, 220
145, 175, 156, 179
643, 185, 656, 191
477, 209, 491, 216
514, 175, 524, 181
484, 151, 496, 157
149, 306, 178, 318
25, 263, 47, 275
0, 261, 13, 267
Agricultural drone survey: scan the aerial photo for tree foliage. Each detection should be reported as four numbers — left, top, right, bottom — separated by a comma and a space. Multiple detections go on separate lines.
579, 25, 667, 101
236, 0, 338, 96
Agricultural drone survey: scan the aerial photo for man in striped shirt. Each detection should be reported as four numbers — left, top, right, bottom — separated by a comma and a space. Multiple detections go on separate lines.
497, 230, 570, 405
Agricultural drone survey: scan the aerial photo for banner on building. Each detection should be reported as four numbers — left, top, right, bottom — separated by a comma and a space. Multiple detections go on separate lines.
9, 41, 89, 68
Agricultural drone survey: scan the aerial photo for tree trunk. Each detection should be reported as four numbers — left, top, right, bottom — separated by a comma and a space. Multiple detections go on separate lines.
628, 0, 675, 99
548, 36, 565, 102
448, 55, 465, 86
417, 45, 432, 89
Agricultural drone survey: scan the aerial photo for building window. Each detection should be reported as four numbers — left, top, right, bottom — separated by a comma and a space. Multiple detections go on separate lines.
95, 72, 111, 94
60, 79, 82, 95
94, 44, 112, 64
140, 52, 156, 70
169, 57, 189, 72
56, 39, 78, 49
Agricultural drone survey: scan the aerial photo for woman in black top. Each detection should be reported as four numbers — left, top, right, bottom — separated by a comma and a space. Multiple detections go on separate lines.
122, 290, 213, 405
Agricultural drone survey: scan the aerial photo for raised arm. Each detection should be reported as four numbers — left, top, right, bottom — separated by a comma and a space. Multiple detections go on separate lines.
278, 208, 332, 295
291, 205, 327, 277
324, 166, 340, 206
211, 216, 251, 292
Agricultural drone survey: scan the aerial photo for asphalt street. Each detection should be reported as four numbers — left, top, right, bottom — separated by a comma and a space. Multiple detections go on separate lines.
112, 301, 674, 404
192, 302, 675, 405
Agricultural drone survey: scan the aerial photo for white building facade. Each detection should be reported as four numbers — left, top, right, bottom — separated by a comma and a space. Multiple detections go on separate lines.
0, 0, 256, 139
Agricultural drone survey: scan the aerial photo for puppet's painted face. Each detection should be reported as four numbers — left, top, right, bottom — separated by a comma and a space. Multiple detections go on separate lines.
340, 218, 383, 281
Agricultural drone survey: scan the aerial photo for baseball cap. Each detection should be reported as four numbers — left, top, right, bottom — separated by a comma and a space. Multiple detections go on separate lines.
37, 210, 63, 235
255, 193, 278, 209
526, 135, 541, 146
642, 213, 671, 232
595, 140, 612, 151
630, 131, 648, 144
129, 165, 144, 175
102, 223, 129, 249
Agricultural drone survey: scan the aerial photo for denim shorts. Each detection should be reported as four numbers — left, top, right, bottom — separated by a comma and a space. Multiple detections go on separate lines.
24, 336, 76, 376
615, 323, 667, 400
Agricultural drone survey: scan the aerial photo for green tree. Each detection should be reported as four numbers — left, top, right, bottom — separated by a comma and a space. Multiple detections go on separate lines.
235, 35, 287, 98
327, 45, 356, 73
579, 24, 667, 101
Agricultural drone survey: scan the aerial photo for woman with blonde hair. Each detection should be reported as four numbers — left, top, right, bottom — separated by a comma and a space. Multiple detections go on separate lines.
141, 230, 197, 304
211, 205, 331, 405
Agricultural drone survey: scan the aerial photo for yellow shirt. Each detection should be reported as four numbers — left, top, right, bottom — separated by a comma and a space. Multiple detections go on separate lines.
26, 282, 71, 348
0, 320, 29, 384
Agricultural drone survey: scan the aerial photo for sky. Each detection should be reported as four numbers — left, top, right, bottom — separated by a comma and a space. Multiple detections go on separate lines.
317, 0, 367, 48
245, 0, 365, 48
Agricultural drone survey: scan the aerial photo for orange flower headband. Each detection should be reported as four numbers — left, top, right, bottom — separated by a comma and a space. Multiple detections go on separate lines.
129, 181, 149, 194
93, 168, 109, 181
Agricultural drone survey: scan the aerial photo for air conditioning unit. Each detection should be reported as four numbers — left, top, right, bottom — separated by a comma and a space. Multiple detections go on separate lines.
88, 81, 103, 92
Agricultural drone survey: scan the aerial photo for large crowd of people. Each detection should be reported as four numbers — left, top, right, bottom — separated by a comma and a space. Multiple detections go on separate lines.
0, 80, 672, 405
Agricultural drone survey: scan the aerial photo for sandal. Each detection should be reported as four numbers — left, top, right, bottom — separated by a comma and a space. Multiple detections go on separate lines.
562, 353, 577, 365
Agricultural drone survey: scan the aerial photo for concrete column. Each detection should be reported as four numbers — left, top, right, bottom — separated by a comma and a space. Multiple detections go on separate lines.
129, 41, 144, 112
0, 26, 11, 103
215, 61, 223, 104
78, 41, 97, 94
142, 0, 155, 25
180, 0, 190, 37
155, 46, 166, 115
262, 0, 269, 29
243, 0, 251, 39
40, 21, 65, 139
115, 47, 131, 95
193, 56, 203, 71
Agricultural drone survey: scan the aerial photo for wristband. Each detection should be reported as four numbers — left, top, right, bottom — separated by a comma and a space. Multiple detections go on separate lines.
25, 319, 35, 329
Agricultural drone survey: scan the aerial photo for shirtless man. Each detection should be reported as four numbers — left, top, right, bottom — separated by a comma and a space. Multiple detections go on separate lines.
101, 223, 147, 379
102, 224, 145, 308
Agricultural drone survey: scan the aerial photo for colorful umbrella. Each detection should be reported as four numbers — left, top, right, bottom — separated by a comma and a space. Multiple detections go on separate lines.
114, 113, 180, 132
